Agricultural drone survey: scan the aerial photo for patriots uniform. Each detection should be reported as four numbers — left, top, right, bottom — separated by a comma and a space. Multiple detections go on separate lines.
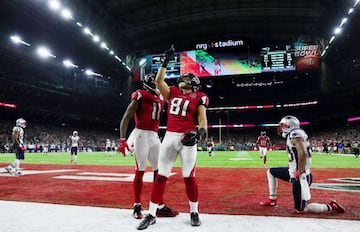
12, 126, 25, 160
286, 128, 311, 178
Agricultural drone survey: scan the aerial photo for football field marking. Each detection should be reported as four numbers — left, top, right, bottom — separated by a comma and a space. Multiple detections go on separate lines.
230, 151, 253, 161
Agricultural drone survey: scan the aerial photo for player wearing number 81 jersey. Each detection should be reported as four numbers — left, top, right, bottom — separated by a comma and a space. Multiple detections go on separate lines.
138, 45, 209, 230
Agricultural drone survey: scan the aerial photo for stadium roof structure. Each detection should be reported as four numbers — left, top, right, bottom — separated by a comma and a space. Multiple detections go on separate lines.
72, 0, 359, 60
0, 0, 359, 129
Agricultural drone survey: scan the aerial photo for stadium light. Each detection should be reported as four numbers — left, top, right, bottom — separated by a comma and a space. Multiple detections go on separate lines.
100, 42, 109, 50
60, 8, 73, 20
93, 35, 100, 43
355, 0, 360, 7
48, 0, 61, 11
109, 50, 114, 55
340, 17, 348, 27
115, 56, 122, 62
63, 59, 78, 68
36, 46, 56, 59
83, 27, 93, 36
10, 35, 31, 46
348, 8, 354, 15
329, 36, 336, 44
76, 22, 83, 27
334, 27, 342, 34
85, 69, 103, 77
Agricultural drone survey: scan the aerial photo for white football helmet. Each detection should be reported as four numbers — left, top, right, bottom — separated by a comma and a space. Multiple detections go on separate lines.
278, 115, 300, 138
16, 118, 27, 128
73, 131, 78, 136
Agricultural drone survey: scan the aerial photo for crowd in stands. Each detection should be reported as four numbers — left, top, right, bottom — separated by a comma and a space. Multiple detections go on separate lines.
1, 118, 359, 155
0, 119, 118, 153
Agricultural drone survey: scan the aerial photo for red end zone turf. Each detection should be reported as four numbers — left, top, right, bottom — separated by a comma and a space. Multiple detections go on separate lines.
0, 164, 359, 220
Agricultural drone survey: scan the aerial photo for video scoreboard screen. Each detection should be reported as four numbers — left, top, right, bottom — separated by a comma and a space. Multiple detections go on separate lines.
260, 46, 295, 72
137, 43, 319, 81
151, 53, 181, 78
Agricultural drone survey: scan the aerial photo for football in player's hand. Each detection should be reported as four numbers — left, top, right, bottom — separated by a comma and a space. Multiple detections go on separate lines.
181, 130, 197, 146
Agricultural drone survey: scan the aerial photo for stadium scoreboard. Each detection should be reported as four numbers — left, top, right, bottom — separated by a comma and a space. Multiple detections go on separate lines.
260, 47, 295, 72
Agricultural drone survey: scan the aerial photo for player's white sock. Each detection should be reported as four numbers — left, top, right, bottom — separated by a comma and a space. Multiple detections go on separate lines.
304, 203, 329, 213
15, 159, 20, 171
149, 201, 159, 217
11, 160, 17, 167
189, 200, 199, 213
267, 169, 278, 199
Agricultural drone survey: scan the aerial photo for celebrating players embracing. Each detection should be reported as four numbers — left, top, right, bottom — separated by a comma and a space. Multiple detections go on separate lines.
119, 72, 177, 220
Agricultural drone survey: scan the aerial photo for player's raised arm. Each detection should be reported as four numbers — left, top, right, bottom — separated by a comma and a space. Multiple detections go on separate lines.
155, 45, 174, 100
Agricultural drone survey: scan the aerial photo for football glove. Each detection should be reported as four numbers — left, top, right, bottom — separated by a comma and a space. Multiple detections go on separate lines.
197, 128, 206, 140
181, 130, 198, 146
293, 170, 305, 180
20, 146, 26, 152
118, 139, 130, 156
162, 45, 175, 68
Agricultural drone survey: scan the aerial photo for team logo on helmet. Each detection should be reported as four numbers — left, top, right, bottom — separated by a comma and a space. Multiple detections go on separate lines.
16, 118, 27, 128
278, 115, 300, 138
143, 73, 157, 94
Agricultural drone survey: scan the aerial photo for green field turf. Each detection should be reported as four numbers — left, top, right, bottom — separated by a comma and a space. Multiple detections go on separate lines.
1, 151, 359, 168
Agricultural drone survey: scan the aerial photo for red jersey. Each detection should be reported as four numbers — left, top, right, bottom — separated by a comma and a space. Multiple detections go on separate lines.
166, 86, 209, 132
256, 136, 270, 147
131, 89, 165, 132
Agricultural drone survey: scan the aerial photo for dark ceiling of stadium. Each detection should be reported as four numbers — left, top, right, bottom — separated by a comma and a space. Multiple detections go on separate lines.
74, 0, 358, 58
0, 0, 359, 128
1, 0, 359, 75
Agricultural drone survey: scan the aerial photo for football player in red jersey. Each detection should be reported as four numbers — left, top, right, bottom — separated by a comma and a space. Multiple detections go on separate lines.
206, 138, 215, 157
256, 131, 271, 166
119, 73, 177, 220
138, 46, 209, 230
260, 115, 345, 214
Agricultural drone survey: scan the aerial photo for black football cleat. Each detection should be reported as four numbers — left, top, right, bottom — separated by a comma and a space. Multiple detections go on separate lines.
133, 204, 143, 219
156, 205, 179, 217
137, 214, 156, 230
190, 212, 201, 227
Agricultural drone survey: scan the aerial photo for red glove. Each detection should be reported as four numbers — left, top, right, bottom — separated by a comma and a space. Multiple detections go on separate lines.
118, 139, 130, 156
20, 146, 26, 152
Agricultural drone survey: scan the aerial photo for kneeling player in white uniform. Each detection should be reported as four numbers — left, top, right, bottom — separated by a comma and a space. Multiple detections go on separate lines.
259, 115, 345, 214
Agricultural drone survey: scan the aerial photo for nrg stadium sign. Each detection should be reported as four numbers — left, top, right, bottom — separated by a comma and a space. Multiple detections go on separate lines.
195, 39, 244, 50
